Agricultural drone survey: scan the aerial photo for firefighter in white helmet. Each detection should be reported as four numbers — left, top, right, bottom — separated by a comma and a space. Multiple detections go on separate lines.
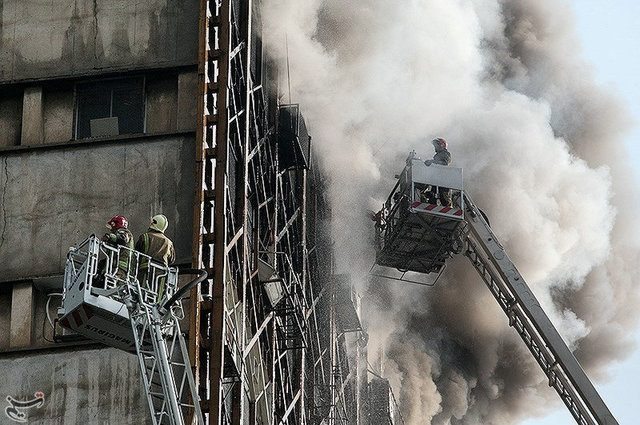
136, 214, 176, 300
423, 138, 452, 206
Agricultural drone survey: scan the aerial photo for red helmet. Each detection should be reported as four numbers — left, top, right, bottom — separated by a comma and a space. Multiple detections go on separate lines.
432, 138, 448, 150
107, 215, 129, 230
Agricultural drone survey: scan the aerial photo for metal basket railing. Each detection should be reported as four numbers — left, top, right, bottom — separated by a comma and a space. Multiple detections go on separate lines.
63, 235, 179, 309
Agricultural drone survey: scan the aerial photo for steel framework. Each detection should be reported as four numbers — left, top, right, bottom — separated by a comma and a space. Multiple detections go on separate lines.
190, 1, 364, 423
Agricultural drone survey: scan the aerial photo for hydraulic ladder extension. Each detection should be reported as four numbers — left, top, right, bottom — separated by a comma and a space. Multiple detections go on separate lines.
127, 293, 205, 425
59, 236, 204, 425
462, 194, 618, 425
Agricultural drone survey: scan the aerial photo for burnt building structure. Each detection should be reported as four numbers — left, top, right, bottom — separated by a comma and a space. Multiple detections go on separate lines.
0, 0, 392, 423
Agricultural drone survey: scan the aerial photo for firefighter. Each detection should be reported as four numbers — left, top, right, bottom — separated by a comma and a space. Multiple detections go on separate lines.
135, 214, 176, 300
423, 137, 452, 206
99, 215, 134, 283
103, 215, 134, 249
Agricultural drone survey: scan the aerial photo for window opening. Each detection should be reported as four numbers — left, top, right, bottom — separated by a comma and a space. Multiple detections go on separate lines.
75, 77, 145, 139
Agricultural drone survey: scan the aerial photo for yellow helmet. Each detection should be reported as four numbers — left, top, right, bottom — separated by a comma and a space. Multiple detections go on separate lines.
149, 214, 168, 233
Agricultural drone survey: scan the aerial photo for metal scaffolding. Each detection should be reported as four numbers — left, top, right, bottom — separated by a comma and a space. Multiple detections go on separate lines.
191, 1, 366, 423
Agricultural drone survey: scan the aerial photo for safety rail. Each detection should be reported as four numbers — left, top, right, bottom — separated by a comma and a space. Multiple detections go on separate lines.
376, 165, 411, 246
375, 153, 465, 246
374, 153, 466, 279
63, 234, 179, 307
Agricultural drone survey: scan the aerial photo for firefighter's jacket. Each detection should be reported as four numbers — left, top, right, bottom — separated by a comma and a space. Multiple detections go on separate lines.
430, 149, 451, 166
104, 228, 134, 272
135, 229, 176, 268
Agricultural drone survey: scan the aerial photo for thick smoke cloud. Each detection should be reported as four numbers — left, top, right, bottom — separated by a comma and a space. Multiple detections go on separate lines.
263, 0, 640, 423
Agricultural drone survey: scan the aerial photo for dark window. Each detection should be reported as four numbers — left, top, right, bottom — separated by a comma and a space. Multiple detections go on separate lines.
75, 78, 145, 139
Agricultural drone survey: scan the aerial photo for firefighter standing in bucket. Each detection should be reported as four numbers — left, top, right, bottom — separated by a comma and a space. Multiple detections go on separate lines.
423, 137, 452, 206
99, 215, 135, 282
136, 214, 176, 300
103, 215, 134, 249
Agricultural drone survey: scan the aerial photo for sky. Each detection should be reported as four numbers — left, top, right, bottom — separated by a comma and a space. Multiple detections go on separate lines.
524, 1, 640, 424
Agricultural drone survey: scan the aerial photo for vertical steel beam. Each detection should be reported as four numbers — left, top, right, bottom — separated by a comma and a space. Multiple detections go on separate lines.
210, 0, 231, 420
239, 0, 253, 421
190, 1, 208, 417
192, 2, 350, 424
192, 0, 231, 423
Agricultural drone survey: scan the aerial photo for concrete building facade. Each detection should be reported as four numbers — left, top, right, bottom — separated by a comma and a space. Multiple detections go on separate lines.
0, 0, 200, 422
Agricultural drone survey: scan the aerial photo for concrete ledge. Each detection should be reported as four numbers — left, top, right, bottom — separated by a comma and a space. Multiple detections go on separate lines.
0, 341, 103, 357
0, 63, 197, 88
0, 130, 196, 157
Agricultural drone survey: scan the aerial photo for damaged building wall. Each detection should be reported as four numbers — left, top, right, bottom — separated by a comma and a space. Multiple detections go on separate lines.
0, 347, 150, 424
0, 0, 199, 83
0, 135, 195, 282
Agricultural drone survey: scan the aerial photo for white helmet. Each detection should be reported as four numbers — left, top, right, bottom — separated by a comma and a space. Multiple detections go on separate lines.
149, 214, 169, 233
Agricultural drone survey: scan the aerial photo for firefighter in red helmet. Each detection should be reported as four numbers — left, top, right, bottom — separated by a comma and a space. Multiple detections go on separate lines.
424, 138, 451, 166
423, 138, 452, 206
103, 215, 134, 250
100, 215, 135, 281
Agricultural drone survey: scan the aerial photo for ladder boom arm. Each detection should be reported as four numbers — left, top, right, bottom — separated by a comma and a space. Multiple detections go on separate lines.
462, 194, 617, 425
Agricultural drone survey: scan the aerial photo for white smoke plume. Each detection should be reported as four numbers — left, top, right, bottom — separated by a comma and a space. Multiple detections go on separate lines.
263, 0, 640, 423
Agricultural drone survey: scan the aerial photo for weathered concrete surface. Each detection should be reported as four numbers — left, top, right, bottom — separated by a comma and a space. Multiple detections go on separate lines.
21, 87, 44, 145
0, 0, 199, 83
146, 75, 178, 134
0, 347, 150, 424
10, 281, 34, 347
177, 71, 197, 131
43, 89, 74, 144
0, 135, 195, 282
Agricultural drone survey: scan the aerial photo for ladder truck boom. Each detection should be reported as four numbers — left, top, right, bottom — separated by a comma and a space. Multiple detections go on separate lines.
463, 194, 617, 425
373, 155, 618, 424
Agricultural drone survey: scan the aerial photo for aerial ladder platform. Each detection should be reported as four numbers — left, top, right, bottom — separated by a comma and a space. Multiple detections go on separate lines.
57, 235, 206, 425
373, 153, 618, 425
